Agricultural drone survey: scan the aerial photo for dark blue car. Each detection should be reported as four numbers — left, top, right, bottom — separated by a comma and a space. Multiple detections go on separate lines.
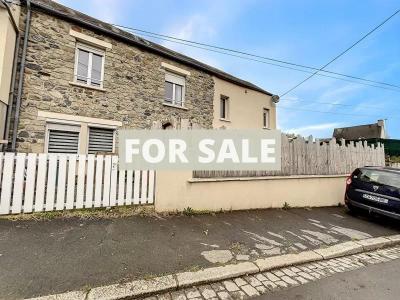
345, 166, 400, 220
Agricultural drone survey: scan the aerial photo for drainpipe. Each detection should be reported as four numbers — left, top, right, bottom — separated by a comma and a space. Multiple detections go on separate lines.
11, 0, 31, 151
1, 0, 20, 151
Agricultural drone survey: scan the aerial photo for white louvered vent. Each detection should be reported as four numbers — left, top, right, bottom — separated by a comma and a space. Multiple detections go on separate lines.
88, 127, 115, 154
48, 130, 80, 153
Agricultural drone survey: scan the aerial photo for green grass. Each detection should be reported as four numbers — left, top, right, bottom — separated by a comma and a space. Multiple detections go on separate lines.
0, 205, 156, 221
390, 156, 400, 163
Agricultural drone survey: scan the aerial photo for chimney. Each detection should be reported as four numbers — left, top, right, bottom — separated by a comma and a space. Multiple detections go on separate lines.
377, 119, 386, 139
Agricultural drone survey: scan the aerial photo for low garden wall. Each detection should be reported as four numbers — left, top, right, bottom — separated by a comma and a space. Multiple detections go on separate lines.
155, 171, 347, 212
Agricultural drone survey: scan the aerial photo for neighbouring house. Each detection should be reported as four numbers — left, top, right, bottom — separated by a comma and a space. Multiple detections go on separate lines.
332, 120, 400, 158
213, 77, 277, 129
1, 0, 278, 154
0, 1, 20, 143
333, 120, 387, 140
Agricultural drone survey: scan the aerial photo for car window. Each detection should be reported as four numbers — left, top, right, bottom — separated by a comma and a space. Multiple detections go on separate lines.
359, 169, 400, 189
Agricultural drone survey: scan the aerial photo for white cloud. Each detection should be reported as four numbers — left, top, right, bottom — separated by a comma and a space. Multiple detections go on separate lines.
88, 0, 124, 23
159, 14, 221, 67
158, 1, 253, 68
284, 122, 343, 137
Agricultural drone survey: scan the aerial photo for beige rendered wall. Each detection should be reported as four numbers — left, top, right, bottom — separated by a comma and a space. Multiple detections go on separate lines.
155, 171, 347, 212
0, 4, 19, 139
0, 4, 19, 106
213, 76, 277, 129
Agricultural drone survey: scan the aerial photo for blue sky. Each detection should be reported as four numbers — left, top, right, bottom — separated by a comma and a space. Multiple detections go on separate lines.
58, 0, 400, 138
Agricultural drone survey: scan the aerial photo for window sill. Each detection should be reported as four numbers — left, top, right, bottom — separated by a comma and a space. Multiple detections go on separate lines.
162, 102, 188, 110
219, 118, 231, 122
263, 127, 271, 130
69, 81, 106, 92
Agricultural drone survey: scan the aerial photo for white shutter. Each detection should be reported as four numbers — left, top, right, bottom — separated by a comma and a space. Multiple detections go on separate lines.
88, 127, 115, 154
48, 130, 80, 153
165, 72, 185, 86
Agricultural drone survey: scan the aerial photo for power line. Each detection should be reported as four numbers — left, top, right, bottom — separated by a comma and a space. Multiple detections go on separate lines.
280, 8, 400, 97
114, 25, 400, 117
118, 27, 400, 93
277, 105, 390, 118
280, 97, 399, 111
113, 24, 400, 90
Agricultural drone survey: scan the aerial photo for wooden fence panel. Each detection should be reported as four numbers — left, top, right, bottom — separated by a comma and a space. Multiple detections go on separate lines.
66, 155, 77, 210
24, 153, 37, 213
12, 153, 26, 214
45, 154, 57, 211
76, 155, 86, 209
103, 155, 112, 207
193, 135, 386, 178
56, 154, 67, 211
94, 155, 104, 208
85, 155, 95, 208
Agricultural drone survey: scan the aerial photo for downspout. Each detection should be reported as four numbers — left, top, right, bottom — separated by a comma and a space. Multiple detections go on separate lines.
11, 0, 31, 151
1, 0, 20, 151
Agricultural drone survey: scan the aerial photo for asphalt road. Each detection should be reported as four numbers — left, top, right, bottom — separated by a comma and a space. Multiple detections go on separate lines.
258, 258, 400, 300
0, 207, 399, 299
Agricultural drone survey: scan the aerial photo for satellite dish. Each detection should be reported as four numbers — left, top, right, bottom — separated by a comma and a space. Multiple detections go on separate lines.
271, 95, 280, 103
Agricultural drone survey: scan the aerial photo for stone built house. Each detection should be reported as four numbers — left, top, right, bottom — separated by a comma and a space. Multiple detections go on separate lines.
1, 0, 278, 155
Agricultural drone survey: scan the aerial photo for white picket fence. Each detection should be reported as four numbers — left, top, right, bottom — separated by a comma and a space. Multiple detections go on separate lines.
0, 153, 155, 215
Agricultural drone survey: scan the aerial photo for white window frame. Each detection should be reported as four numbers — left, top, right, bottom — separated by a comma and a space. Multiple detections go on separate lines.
45, 123, 81, 154
87, 124, 117, 154
43, 118, 118, 154
164, 71, 186, 107
73, 42, 105, 88
220, 95, 230, 121
263, 108, 270, 129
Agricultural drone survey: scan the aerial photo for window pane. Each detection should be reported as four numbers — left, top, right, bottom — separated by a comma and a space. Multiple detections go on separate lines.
91, 54, 103, 86
263, 109, 269, 128
220, 98, 226, 118
175, 84, 183, 106
359, 169, 400, 189
77, 49, 89, 83
165, 81, 173, 102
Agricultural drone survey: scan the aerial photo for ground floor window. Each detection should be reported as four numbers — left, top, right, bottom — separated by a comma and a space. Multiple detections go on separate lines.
46, 124, 80, 154
88, 127, 115, 154
45, 122, 116, 154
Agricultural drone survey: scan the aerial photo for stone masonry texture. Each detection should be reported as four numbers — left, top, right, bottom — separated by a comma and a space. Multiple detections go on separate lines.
16, 9, 214, 152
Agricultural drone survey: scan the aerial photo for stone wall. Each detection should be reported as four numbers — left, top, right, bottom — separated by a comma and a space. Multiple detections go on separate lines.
16, 10, 214, 152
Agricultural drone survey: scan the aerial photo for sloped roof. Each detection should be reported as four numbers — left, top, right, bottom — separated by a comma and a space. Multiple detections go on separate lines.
333, 122, 384, 140
29, 0, 273, 96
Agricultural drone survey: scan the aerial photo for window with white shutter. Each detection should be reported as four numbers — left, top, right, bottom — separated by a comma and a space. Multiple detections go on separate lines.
88, 127, 115, 154
164, 72, 185, 106
46, 124, 80, 153
74, 43, 105, 88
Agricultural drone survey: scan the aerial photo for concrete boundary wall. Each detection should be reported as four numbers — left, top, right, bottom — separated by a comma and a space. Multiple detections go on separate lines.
155, 171, 347, 212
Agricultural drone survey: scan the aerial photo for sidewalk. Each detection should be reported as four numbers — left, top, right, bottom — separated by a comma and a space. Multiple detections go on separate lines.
0, 207, 399, 299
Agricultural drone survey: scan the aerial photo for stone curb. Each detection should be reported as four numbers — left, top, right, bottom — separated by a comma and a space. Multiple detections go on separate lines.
26, 235, 400, 300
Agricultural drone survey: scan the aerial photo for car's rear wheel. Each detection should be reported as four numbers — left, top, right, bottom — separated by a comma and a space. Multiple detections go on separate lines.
346, 203, 360, 216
